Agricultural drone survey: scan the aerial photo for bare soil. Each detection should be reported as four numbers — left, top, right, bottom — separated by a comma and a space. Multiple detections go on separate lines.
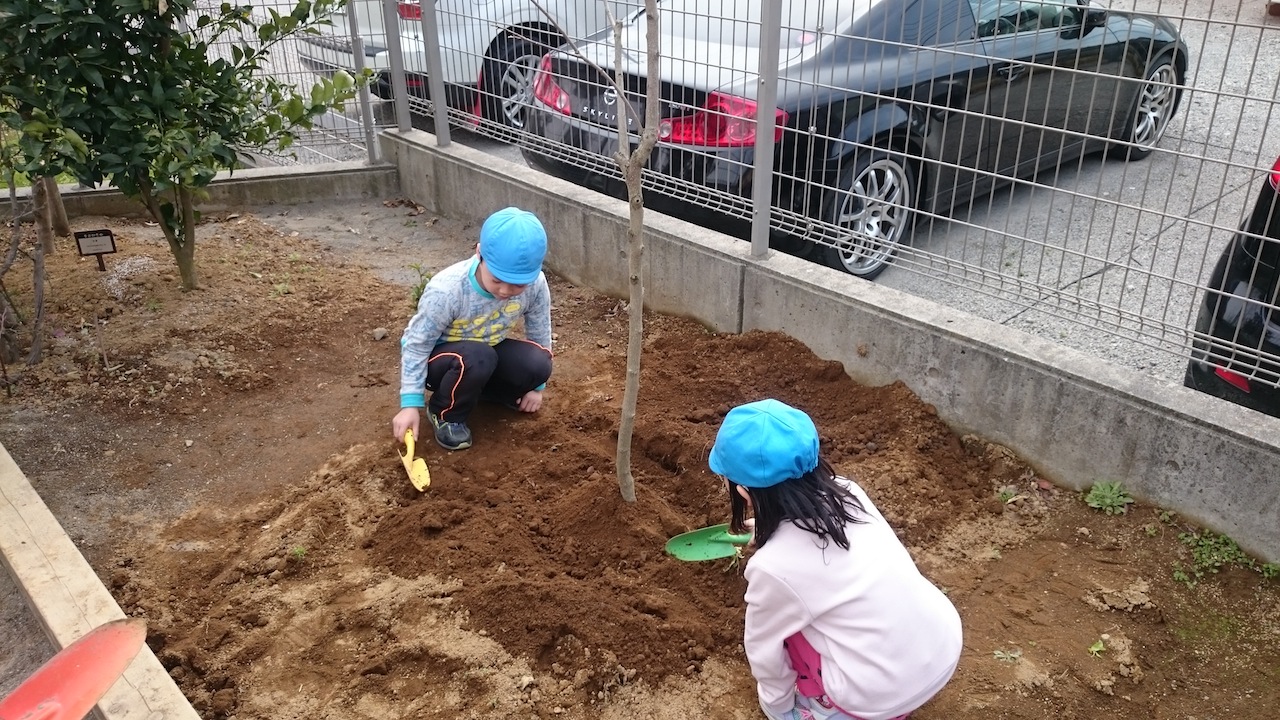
1, 199, 1277, 720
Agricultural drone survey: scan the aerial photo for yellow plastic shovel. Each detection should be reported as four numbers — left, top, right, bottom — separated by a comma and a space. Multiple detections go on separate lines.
400, 429, 431, 491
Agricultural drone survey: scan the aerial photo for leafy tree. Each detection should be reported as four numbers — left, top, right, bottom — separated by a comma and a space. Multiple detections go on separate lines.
0, 0, 359, 290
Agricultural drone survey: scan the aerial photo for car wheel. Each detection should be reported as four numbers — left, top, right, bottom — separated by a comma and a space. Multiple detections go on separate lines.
1112, 55, 1179, 160
819, 147, 917, 280
482, 34, 555, 131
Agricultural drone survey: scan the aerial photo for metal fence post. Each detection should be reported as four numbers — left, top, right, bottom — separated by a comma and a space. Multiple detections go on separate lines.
419, 0, 452, 147
381, 0, 413, 133
749, 0, 783, 259
347, 10, 381, 163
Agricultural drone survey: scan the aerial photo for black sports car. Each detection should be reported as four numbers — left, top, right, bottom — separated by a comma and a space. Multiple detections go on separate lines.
521, 0, 1187, 279
1185, 155, 1280, 419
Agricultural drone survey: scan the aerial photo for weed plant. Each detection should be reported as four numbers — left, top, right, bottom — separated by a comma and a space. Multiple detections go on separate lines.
1172, 529, 1280, 587
1084, 481, 1135, 515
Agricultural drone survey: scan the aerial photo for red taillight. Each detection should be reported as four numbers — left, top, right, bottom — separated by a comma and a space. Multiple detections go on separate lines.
397, 1, 421, 20
658, 93, 788, 147
1214, 366, 1252, 393
1270, 155, 1280, 191
533, 55, 572, 116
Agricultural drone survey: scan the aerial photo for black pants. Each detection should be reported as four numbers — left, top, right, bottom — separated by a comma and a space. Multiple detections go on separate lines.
426, 339, 552, 424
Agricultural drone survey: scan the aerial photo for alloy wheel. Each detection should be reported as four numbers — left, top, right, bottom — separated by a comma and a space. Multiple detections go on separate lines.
832, 156, 913, 277
1131, 62, 1178, 151
498, 53, 542, 130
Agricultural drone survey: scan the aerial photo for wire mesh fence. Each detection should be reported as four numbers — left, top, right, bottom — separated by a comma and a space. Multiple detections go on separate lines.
189, 0, 387, 165
262, 0, 1280, 416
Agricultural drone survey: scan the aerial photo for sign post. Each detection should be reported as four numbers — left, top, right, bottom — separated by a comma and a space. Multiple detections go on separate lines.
73, 229, 117, 271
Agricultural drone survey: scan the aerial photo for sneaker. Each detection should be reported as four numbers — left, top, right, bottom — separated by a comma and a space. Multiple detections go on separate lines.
427, 410, 473, 451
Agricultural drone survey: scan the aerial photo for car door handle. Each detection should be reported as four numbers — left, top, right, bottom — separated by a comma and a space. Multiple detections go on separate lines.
995, 63, 1026, 82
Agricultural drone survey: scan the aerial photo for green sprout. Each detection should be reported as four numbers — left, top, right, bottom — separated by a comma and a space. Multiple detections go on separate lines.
1088, 639, 1106, 658
723, 546, 745, 574
409, 262, 433, 306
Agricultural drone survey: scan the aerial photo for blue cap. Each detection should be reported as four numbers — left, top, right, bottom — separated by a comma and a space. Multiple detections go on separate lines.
480, 207, 547, 285
709, 399, 819, 488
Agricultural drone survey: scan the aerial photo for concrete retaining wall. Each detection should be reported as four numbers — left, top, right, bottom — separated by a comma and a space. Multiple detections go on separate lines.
1, 161, 399, 219
383, 129, 1280, 562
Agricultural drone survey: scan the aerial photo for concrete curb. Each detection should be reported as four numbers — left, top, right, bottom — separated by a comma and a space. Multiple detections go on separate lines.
0, 442, 199, 719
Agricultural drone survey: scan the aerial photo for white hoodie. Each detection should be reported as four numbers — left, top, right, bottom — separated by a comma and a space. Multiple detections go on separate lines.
743, 477, 962, 720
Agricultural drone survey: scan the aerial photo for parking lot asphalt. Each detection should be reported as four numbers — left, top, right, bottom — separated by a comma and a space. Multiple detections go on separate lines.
877, 0, 1280, 387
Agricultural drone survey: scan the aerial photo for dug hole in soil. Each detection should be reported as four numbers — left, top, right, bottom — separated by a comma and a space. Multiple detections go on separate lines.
0, 199, 1277, 720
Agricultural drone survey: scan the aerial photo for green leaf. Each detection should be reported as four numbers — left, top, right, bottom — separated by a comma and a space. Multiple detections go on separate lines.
282, 96, 305, 122
63, 129, 88, 157
332, 69, 355, 93
310, 81, 332, 108
82, 65, 104, 88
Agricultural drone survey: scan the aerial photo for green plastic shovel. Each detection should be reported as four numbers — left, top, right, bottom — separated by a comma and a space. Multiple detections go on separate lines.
664, 524, 753, 562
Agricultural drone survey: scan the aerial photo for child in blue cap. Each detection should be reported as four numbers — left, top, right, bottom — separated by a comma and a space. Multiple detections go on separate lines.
392, 207, 553, 451
709, 399, 962, 720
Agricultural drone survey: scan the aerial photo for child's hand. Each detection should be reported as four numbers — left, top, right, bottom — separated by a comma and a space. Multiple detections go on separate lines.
743, 518, 757, 548
514, 389, 544, 412
392, 408, 421, 444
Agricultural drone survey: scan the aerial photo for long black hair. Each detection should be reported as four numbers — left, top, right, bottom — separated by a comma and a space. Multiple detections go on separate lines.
728, 458, 867, 551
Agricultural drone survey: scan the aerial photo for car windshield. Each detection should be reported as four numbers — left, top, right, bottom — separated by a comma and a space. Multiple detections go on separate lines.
659, 0, 874, 48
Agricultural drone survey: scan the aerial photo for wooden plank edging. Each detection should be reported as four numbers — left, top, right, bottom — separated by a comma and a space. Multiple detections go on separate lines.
0, 442, 200, 719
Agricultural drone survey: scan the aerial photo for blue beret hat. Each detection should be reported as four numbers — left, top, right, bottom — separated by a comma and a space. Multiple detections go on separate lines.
480, 207, 547, 284
709, 399, 819, 488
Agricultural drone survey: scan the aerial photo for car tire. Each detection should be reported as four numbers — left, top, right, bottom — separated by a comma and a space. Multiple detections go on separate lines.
819, 147, 917, 280
482, 33, 557, 131
1111, 55, 1180, 161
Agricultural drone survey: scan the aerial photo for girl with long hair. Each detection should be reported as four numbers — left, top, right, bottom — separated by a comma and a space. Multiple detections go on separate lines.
710, 399, 962, 720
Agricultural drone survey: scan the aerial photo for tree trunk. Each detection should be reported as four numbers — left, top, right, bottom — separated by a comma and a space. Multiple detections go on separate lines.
175, 187, 199, 290
614, 169, 646, 503
138, 178, 199, 290
612, 0, 662, 502
31, 178, 55, 254
43, 177, 71, 237
25, 242, 45, 365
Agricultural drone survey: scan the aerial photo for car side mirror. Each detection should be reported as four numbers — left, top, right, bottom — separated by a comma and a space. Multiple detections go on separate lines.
1082, 5, 1107, 30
